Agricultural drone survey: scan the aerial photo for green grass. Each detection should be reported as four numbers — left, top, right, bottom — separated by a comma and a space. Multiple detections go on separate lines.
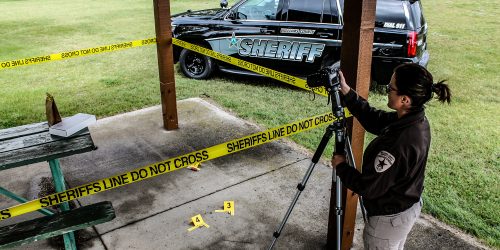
0, 0, 499, 247
420, 1, 500, 246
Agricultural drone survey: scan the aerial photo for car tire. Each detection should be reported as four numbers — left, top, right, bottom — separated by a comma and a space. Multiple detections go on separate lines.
179, 48, 216, 79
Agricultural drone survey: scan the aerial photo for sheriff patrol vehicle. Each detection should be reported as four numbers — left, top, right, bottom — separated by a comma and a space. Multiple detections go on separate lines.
171, 0, 429, 86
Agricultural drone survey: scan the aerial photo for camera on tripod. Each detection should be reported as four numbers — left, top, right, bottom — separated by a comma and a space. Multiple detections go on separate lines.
306, 61, 341, 90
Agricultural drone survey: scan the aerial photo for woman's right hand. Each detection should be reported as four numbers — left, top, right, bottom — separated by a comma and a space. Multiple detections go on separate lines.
331, 154, 346, 169
338, 70, 350, 95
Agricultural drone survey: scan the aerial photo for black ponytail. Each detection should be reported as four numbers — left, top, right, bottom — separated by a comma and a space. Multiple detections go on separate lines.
394, 63, 452, 109
432, 80, 452, 104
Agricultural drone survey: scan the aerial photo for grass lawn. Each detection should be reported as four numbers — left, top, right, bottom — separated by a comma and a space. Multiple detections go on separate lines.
0, 0, 498, 247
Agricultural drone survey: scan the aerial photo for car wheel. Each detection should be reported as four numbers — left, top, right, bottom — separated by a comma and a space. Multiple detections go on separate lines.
179, 48, 215, 79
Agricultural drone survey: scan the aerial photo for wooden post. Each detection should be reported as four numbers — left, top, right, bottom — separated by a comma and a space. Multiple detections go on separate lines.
153, 0, 178, 130
326, 0, 377, 249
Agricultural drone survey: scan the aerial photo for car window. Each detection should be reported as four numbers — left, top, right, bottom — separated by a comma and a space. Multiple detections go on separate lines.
375, 0, 408, 29
409, 1, 425, 29
286, 0, 338, 23
324, 0, 340, 24
237, 0, 279, 20
338, 0, 414, 29
287, 0, 322, 22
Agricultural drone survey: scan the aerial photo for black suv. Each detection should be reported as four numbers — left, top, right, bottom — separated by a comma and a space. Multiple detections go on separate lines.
172, 0, 429, 86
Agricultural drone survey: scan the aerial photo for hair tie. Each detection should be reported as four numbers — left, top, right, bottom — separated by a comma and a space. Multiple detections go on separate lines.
426, 83, 435, 100
432, 83, 439, 92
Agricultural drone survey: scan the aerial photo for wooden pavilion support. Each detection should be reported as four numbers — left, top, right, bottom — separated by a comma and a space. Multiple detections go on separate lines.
154, 0, 178, 130
327, 0, 377, 249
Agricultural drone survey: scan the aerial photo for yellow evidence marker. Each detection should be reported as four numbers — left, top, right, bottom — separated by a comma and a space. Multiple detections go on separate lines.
187, 214, 210, 232
187, 162, 201, 171
215, 201, 234, 216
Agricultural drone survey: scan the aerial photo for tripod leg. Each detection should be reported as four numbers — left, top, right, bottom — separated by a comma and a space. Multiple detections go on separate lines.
269, 161, 316, 249
333, 128, 345, 250
334, 169, 342, 250
269, 125, 334, 250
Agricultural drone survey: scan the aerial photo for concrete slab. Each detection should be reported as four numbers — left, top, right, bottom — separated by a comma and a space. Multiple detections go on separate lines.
91, 159, 332, 250
0, 98, 491, 249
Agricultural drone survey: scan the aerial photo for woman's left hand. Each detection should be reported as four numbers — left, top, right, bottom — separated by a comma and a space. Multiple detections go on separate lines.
331, 154, 346, 169
338, 71, 351, 95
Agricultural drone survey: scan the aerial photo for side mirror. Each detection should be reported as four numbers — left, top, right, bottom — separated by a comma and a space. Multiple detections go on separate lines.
220, 0, 228, 8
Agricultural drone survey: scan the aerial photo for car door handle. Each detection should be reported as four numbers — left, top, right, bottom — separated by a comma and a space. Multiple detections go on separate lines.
317, 32, 334, 38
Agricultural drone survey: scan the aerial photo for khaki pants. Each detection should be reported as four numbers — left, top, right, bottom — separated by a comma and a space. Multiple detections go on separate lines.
363, 199, 422, 250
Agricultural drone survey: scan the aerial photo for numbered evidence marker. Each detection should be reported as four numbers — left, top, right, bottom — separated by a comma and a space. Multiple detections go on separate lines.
215, 201, 234, 216
187, 214, 210, 232
187, 162, 201, 171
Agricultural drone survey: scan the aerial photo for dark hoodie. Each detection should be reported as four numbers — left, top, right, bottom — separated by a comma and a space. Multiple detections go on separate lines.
336, 89, 431, 216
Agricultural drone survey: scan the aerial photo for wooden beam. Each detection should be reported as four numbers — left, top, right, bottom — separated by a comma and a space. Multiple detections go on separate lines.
327, 0, 377, 249
153, 0, 178, 130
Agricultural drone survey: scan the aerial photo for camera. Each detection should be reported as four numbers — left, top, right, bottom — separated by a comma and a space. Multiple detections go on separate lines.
306, 61, 341, 89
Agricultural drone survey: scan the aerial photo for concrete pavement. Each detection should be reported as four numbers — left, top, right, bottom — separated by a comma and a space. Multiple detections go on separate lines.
0, 98, 490, 249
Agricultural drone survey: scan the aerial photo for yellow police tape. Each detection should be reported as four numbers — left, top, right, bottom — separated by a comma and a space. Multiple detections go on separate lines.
1, 37, 327, 97
172, 38, 328, 97
0, 111, 350, 221
0, 38, 157, 70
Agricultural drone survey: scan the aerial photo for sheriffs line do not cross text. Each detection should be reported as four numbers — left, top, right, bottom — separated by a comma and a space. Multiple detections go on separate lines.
236, 60, 297, 85
0, 150, 211, 218
39, 150, 208, 206
61, 42, 134, 59
1, 55, 51, 68
227, 113, 335, 152
1, 38, 157, 69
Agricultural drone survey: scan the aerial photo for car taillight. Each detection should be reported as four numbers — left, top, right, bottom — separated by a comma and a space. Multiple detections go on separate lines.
407, 31, 417, 57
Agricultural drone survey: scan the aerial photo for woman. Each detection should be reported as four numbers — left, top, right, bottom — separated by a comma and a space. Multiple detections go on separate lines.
331, 63, 451, 250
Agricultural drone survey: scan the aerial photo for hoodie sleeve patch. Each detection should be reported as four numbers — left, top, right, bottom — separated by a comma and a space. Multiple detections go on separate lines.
374, 150, 396, 173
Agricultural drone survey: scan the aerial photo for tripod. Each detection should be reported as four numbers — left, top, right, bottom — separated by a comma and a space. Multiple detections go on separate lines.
269, 73, 357, 250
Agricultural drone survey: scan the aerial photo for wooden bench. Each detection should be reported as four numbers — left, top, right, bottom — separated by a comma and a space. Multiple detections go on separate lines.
0, 121, 114, 249
0, 121, 95, 171
0, 201, 115, 249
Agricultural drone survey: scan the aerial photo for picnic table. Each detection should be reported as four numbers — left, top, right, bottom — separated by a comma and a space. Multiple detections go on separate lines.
0, 121, 115, 249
